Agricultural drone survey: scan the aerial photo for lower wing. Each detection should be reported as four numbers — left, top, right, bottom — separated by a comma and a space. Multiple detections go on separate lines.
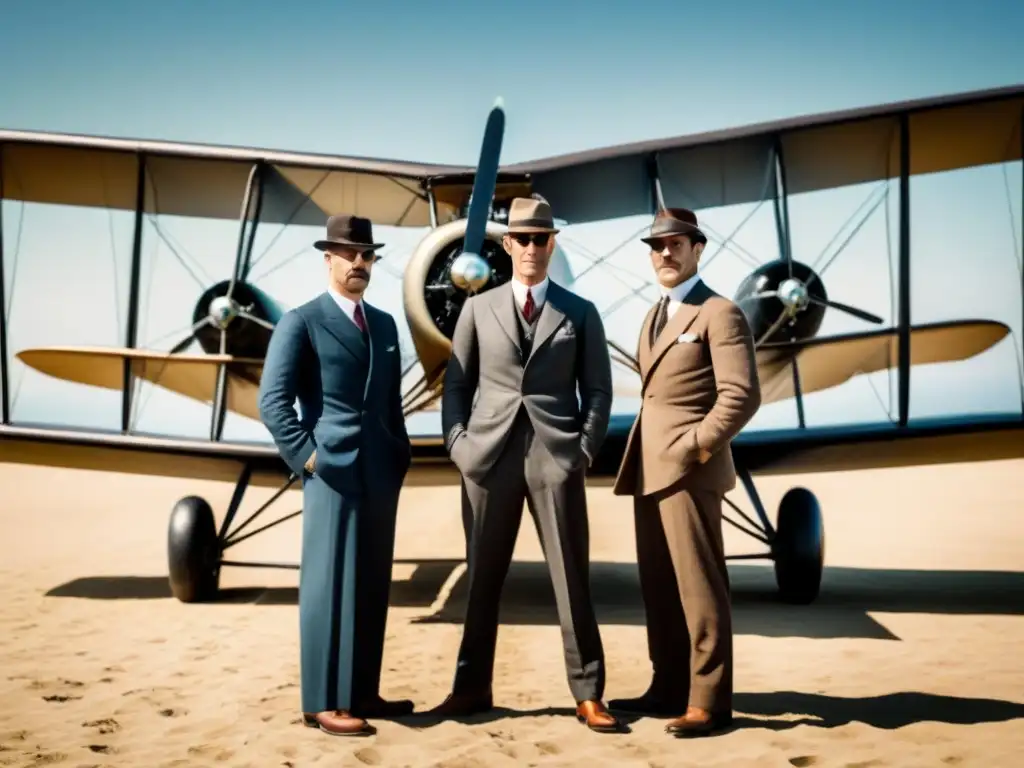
16, 346, 265, 422
755, 319, 1011, 404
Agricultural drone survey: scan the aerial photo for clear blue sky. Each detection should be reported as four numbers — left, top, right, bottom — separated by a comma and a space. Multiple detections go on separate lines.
1, 0, 1022, 441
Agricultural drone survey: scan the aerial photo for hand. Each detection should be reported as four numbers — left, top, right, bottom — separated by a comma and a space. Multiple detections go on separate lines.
698, 448, 712, 464
304, 450, 317, 473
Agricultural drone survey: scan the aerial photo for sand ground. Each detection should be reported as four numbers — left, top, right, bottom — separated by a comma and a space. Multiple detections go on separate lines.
1, 458, 1022, 767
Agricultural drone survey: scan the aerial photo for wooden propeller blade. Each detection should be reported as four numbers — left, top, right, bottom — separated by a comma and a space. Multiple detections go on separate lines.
756, 320, 1010, 405
16, 347, 264, 423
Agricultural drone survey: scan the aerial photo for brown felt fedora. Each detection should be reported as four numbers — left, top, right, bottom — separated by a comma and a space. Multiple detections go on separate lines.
506, 197, 560, 234
640, 207, 706, 246
313, 214, 384, 251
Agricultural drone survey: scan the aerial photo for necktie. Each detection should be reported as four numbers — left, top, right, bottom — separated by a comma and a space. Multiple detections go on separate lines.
353, 303, 366, 333
522, 288, 535, 323
651, 296, 669, 342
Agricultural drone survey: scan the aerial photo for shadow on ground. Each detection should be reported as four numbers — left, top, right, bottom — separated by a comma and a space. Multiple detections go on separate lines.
45, 559, 1024, 641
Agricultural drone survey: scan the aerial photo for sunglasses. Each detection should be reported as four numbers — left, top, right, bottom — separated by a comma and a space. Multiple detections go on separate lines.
511, 233, 550, 247
330, 249, 380, 263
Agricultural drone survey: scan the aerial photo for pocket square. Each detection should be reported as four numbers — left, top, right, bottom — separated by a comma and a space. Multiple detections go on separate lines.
677, 333, 699, 343
386, 345, 396, 352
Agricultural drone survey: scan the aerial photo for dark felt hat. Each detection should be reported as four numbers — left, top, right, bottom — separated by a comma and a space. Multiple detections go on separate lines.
640, 207, 706, 246
313, 214, 384, 251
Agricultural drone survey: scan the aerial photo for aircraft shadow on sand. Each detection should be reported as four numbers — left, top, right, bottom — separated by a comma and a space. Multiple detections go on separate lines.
45, 559, 1024, 642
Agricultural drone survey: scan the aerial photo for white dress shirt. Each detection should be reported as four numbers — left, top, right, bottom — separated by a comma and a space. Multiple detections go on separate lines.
510, 276, 549, 312
661, 271, 702, 320
328, 286, 364, 327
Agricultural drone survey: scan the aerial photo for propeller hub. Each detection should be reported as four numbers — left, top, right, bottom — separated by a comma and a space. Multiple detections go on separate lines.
777, 277, 810, 314
208, 295, 239, 330
450, 252, 492, 293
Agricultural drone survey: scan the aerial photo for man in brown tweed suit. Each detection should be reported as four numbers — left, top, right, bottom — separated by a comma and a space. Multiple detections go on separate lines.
609, 207, 761, 736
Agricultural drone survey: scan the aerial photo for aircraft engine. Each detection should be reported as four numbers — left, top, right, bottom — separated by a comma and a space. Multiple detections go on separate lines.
402, 218, 512, 386
191, 279, 283, 360
734, 258, 882, 346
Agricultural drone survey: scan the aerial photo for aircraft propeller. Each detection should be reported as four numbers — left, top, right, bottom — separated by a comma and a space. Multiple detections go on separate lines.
449, 97, 506, 297
160, 162, 271, 440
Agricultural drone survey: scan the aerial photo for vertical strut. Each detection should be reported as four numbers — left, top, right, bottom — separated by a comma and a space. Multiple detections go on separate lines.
1019, 103, 1024, 420
121, 154, 147, 433
772, 137, 804, 428
0, 143, 8, 425
647, 153, 665, 212
897, 114, 911, 427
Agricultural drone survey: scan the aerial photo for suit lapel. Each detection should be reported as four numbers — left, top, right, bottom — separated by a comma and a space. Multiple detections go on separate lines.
361, 302, 387, 402
528, 282, 567, 363
641, 280, 711, 391
637, 302, 658, 377
316, 293, 368, 364
489, 283, 520, 351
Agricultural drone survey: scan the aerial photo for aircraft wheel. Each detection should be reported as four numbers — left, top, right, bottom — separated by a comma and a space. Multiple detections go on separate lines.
771, 487, 825, 604
167, 495, 221, 603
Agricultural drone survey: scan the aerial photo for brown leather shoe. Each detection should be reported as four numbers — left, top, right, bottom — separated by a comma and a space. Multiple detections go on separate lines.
428, 690, 493, 718
575, 700, 623, 733
352, 696, 415, 718
665, 706, 732, 737
608, 692, 687, 716
302, 710, 375, 736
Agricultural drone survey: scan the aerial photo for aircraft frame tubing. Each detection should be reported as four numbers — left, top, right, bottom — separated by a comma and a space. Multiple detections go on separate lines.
0, 143, 8, 425
721, 463, 776, 561
214, 462, 302, 571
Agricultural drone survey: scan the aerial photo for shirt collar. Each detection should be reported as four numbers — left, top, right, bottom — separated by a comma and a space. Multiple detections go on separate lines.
510, 276, 549, 307
327, 285, 361, 320
662, 271, 701, 303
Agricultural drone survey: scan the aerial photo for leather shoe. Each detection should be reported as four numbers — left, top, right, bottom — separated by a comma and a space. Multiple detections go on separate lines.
352, 696, 415, 718
428, 690, 493, 718
665, 706, 733, 737
302, 710, 375, 736
575, 700, 623, 733
608, 693, 687, 716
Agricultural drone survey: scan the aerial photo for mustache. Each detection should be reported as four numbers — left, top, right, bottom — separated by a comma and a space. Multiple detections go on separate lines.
348, 269, 369, 279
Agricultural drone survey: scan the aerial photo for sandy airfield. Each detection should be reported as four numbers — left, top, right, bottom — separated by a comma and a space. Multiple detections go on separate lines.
1, 457, 1022, 768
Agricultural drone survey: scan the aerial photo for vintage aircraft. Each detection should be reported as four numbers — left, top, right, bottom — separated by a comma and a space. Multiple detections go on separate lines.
1, 85, 1022, 607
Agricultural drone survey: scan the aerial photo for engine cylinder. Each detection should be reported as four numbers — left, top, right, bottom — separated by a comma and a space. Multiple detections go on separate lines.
402, 219, 511, 384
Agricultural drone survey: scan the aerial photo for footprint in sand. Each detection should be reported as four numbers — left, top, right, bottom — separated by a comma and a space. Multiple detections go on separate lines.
789, 757, 820, 767
82, 718, 120, 735
353, 747, 384, 765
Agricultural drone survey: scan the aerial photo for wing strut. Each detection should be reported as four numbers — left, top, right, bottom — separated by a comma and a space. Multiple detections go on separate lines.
210, 162, 265, 442
771, 136, 805, 427
0, 143, 8, 424
896, 114, 911, 427
121, 154, 148, 433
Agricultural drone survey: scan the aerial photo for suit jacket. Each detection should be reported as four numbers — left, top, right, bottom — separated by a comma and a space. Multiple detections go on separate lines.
258, 292, 411, 498
613, 280, 760, 498
441, 280, 612, 484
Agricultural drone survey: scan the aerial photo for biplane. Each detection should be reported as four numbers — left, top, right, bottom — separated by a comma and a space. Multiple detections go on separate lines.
1, 85, 1022, 607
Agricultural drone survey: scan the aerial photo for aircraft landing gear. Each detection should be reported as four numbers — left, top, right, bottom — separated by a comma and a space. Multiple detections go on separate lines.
725, 465, 825, 604
166, 463, 301, 603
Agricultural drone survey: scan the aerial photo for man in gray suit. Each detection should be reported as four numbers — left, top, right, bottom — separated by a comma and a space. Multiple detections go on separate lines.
258, 214, 413, 737
431, 197, 621, 732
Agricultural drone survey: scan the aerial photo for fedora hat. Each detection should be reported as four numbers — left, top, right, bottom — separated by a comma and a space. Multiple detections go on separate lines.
313, 214, 384, 252
506, 197, 560, 234
640, 207, 706, 246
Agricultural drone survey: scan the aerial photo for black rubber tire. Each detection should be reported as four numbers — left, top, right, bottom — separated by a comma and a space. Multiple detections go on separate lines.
167, 495, 220, 603
772, 487, 825, 604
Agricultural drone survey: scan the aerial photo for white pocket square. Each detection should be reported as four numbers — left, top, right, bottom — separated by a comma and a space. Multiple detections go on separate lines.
677, 333, 699, 343
386, 345, 396, 352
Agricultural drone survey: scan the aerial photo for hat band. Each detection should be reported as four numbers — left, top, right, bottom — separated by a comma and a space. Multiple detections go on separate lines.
508, 217, 556, 229
648, 219, 699, 237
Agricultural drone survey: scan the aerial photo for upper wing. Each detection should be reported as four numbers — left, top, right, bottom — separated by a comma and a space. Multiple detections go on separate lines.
501, 85, 1024, 224
16, 346, 264, 421
755, 319, 1010, 405
0, 129, 476, 227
